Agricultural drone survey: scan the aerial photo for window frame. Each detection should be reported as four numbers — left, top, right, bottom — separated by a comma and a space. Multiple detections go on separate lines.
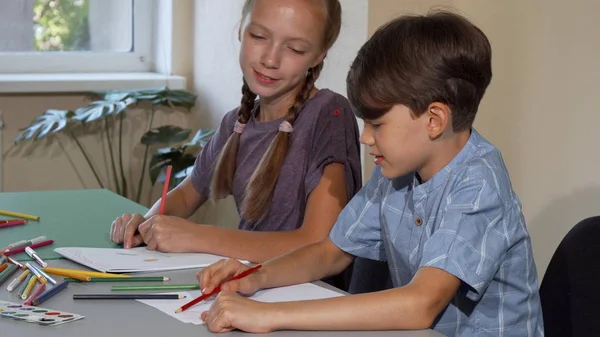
0, 0, 154, 74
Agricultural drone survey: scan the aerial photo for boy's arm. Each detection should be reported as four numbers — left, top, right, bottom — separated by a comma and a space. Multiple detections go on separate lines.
203, 265, 459, 333
273, 266, 459, 330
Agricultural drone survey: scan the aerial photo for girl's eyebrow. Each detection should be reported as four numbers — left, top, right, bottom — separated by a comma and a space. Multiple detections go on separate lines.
248, 22, 313, 46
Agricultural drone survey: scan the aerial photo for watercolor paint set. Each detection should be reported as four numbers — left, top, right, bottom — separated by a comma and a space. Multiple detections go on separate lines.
0, 300, 84, 326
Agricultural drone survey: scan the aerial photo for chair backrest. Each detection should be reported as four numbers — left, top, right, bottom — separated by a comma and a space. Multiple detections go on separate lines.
539, 216, 600, 337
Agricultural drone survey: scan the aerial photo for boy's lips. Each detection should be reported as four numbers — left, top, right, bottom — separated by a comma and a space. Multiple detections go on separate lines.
370, 153, 384, 165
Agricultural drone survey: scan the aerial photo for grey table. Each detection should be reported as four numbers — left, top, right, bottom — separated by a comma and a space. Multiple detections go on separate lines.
0, 259, 444, 336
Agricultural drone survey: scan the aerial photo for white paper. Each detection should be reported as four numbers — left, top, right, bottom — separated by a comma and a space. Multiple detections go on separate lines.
137, 283, 345, 325
54, 247, 240, 273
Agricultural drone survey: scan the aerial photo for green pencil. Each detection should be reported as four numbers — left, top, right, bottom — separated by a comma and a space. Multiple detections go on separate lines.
111, 284, 200, 291
65, 276, 170, 283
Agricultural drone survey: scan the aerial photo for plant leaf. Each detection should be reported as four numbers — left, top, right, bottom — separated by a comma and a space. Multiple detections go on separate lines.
72, 97, 136, 123
184, 129, 216, 148
141, 125, 191, 145
14, 109, 74, 143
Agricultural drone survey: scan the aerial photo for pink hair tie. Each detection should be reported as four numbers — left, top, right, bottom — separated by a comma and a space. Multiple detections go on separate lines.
279, 121, 293, 133
233, 121, 246, 134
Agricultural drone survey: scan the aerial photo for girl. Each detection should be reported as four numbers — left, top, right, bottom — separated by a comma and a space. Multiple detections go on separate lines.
110, 0, 361, 272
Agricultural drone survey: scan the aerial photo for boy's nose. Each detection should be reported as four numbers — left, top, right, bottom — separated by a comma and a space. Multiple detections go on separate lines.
359, 129, 374, 146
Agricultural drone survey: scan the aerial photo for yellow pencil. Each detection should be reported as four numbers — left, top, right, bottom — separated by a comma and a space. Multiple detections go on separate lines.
21, 275, 38, 300
43, 267, 131, 278
0, 210, 40, 221
41, 268, 91, 281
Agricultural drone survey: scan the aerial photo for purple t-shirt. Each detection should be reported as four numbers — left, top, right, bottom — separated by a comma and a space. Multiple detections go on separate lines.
191, 89, 362, 232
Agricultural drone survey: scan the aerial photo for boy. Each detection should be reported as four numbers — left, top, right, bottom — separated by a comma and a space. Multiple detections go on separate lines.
197, 10, 544, 336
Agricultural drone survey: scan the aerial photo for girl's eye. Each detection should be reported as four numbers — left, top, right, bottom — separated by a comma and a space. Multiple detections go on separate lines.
250, 33, 264, 40
289, 47, 305, 55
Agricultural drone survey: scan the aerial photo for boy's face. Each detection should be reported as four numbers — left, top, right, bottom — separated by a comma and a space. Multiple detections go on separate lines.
360, 104, 433, 180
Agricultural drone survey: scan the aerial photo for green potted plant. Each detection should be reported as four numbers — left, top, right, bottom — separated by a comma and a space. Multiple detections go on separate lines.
14, 86, 214, 204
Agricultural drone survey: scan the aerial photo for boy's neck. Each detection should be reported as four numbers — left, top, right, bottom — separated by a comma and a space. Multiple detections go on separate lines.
417, 129, 471, 182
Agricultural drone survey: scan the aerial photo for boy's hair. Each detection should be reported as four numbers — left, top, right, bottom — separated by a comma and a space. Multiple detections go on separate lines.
347, 10, 492, 131
210, 0, 342, 221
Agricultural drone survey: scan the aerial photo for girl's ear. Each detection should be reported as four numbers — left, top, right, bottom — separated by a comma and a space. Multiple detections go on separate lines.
311, 52, 327, 68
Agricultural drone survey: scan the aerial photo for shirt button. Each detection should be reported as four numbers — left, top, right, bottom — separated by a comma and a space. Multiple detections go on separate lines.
415, 217, 423, 226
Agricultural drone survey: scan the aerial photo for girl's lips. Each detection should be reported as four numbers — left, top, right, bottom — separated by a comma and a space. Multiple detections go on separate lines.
254, 70, 278, 85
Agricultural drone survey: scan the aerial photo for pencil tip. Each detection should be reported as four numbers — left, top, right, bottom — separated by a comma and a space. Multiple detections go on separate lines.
164, 277, 170, 281
175, 308, 182, 313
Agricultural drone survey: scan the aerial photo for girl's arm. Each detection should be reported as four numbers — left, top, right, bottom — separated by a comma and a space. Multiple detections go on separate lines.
195, 162, 348, 262
144, 175, 206, 219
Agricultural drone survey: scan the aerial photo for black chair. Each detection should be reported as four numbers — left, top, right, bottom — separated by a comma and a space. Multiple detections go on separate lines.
539, 216, 600, 337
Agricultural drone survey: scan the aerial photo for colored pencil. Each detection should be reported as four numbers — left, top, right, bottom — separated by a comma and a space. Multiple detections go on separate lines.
112, 284, 200, 291
65, 276, 169, 283
29, 264, 57, 285
0, 264, 18, 285
0, 264, 7, 273
3, 240, 54, 256
5, 236, 47, 251
25, 263, 47, 284
24, 283, 46, 306
6, 269, 30, 292
42, 269, 91, 282
17, 274, 33, 297
175, 264, 262, 313
159, 165, 173, 215
21, 275, 38, 300
6, 256, 25, 269
32, 280, 69, 306
42, 267, 131, 278
0, 220, 27, 229
0, 210, 40, 221
73, 294, 184, 300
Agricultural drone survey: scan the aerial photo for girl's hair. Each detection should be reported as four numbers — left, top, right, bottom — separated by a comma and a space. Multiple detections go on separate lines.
346, 10, 492, 131
210, 0, 342, 221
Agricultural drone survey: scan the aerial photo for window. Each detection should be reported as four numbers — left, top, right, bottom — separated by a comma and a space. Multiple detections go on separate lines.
0, 0, 153, 73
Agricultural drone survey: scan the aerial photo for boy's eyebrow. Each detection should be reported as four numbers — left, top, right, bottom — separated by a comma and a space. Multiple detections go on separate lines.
247, 22, 313, 46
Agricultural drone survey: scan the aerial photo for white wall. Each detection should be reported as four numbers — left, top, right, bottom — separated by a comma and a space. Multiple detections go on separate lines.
192, 0, 369, 228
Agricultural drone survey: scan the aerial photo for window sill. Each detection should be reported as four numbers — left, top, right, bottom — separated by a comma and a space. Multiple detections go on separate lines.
0, 73, 186, 94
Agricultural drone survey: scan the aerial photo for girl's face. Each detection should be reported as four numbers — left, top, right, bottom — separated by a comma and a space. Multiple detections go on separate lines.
239, 0, 327, 102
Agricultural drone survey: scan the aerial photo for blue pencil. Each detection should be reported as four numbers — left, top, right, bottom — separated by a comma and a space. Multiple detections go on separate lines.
32, 280, 69, 306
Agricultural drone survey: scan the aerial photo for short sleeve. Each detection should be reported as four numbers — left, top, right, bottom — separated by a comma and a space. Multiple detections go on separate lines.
304, 96, 361, 200
419, 178, 508, 301
190, 109, 238, 198
329, 166, 387, 261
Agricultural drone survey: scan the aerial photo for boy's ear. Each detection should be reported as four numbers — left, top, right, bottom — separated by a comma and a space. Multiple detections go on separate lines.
426, 102, 451, 140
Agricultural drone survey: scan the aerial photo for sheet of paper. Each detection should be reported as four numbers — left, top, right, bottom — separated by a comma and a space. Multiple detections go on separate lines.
137, 283, 345, 325
54, 247, 240, 273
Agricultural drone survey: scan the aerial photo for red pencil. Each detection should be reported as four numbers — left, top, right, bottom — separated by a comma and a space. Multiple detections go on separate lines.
3, 240, 54, 256
0, 220, 27, 229
175, 264, 263, 313
158, 165, 173, 215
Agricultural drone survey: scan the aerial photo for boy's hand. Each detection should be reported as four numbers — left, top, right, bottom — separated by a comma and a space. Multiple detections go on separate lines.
110, 213, 146, 248
197, 259, 264, 296
202, 292, 277, 333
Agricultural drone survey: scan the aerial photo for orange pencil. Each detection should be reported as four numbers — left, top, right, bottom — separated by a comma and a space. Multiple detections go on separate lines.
175, 264, 262, 313
158, 165, 173, 215
0, 264, 7, 273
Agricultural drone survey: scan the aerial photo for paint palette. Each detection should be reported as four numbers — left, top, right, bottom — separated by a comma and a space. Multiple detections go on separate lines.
0, 300, 84, 326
